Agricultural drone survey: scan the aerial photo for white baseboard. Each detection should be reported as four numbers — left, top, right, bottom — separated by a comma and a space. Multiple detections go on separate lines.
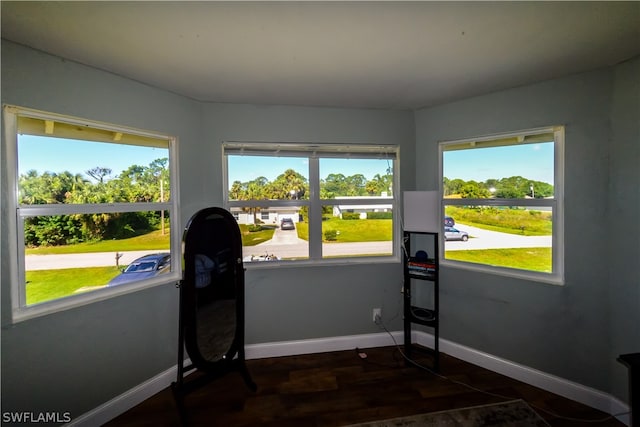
68, 364, 180, 427
412, 331, 630, 427
68, 330, 630, 427
66, 332, 399, 426
244, 330, 404, 359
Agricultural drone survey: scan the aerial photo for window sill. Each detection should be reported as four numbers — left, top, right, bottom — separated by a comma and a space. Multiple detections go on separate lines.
243, 255, 401, 270
9, 274, 181, 324
440, 259, 564, 286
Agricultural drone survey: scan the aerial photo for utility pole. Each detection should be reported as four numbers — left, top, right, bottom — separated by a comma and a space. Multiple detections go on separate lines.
160, 178, 165, 235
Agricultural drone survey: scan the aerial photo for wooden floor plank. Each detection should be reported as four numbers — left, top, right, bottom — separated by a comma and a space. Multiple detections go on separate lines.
105, 346, 626, 427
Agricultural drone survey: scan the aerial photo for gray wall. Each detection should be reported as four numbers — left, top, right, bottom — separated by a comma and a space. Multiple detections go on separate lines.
0, 40, 202, 418
608, 57, 640, 400
414, 59, 640, 400
2, 39, 637, 420
200, 103, 415, 344
1, 41, 413, 418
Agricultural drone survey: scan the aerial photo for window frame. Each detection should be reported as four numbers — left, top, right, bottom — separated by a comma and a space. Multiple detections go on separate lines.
438, 126, 564, 285
222, 142, 401, 267
3, 105, 182, 323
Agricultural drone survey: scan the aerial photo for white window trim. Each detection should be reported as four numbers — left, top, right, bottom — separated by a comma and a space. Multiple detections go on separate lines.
438, 126, 564, 285
3, 105, 182, 323
222, 141, 401, 267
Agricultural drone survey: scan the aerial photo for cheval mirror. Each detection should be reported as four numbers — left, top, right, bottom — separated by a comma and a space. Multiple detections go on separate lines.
172, 207, 256, 422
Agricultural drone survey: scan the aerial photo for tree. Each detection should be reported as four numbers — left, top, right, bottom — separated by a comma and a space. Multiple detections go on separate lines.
459, 181, 491, 198
18, 170, 89, 205
229, 180, 244, 200
322, 173, 348, 196
444, 175, 554, 199
148, 158, 169, 234
268, 169, 308, 199
345, 174, 367, 196
443, 178, 466, 197
369, 173, 393, 196
86, 167, 112, 183
365, 180, 379, 195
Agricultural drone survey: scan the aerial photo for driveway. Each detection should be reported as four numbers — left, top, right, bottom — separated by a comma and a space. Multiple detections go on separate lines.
245, 225, 393, 259
263, 226, 307, 245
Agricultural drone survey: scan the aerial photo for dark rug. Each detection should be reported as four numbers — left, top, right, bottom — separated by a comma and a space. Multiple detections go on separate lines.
345, 399, 550, 427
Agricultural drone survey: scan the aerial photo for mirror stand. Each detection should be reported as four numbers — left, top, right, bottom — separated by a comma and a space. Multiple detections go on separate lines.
171, 207, 256, 425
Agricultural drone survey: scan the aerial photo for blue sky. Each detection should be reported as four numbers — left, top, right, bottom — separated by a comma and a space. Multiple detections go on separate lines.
444, 142, 554, 185
18, 135, 168, 178
227, 156, 394, 183
18, 135, 554, 186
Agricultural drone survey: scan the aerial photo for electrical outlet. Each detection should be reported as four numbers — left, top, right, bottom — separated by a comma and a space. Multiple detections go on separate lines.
372, 308, 382, 322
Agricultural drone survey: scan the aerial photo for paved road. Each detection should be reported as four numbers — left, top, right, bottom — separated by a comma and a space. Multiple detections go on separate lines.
244, 222, 551, 260
25, 250, 164, 271
25, 222, 550, 269
444, 222, 551, 251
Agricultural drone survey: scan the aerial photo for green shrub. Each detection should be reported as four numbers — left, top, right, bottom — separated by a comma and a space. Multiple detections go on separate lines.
324, 230, 338, 241
367, 212, 392, 220
341, 212, 361, 220
248, 224, 263, 232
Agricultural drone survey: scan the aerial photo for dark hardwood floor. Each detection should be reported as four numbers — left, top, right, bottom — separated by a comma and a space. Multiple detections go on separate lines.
105, 346, 626, 427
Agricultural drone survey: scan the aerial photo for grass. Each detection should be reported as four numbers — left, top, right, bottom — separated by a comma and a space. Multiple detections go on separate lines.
26, 266, 120, 305
238, 224, 276, 246
296, 218, 392, 242
446, 206, 552, 236
23, 212, 551, 304
25, 229, 171, 255
445, 247, 552, 272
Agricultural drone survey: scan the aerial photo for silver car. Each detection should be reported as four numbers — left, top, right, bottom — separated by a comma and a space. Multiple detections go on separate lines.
280, 218, 295, 230
444, 226, 469, 241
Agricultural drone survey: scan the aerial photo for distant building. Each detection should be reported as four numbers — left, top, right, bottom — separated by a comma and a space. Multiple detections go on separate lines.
331, 195, 393, 219
230, 195, 392, 224
230, 206, 300, 225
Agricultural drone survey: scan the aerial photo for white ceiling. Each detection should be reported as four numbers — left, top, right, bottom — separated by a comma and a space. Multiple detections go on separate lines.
2, 1, 639, 110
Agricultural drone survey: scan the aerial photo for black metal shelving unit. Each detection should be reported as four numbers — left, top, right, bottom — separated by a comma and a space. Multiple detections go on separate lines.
403, 230, 439, 372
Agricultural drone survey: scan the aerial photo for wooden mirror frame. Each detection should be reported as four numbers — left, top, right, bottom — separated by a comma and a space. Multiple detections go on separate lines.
172, 207, 256, 422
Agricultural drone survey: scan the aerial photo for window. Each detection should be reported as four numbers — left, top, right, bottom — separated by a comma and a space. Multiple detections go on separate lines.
439, 126, 564, 284
3, 105, 181, 322
223, 142, 399, 264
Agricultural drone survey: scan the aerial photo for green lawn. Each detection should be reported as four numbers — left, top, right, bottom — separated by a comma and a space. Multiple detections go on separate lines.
238, 224, 276, 246
23, 213, 551, 305
445, 206, 552, 236
445, 247, 552, 272
296, 218, 392, 242
26, 224, 279, 254
26, 266, 120, 305
25, 229, 171, 255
